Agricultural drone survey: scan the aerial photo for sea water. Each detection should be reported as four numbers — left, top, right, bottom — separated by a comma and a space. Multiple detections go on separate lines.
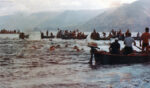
0, 32, 150, 88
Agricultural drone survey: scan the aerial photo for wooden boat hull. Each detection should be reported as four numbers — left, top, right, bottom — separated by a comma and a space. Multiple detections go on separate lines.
91, 37, 110, 40
41, 36, 55, 39
94, 51, 150, 65
19, 33, 29, 39
91, 37, 140, 40
61, 35, 88, 39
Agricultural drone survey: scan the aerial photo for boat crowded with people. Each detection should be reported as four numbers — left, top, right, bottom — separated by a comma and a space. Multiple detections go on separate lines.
41, 29, 88, 39
90, 29, 141, 40
89, 27, 150, 65
0, 29, 20, 34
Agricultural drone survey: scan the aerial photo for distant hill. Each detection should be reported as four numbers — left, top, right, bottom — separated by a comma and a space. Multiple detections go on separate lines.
80, 0, 150, 32
39, 10, 103, 30
0, 10, 103, 31
0, 11, 60, 31
2, 0, 150, 32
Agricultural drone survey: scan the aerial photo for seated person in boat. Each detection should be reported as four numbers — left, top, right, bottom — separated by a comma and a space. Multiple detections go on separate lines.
19, 32, 25, 39
91, 29, 100, 40
102, 32, 106, 38
40, 31, 44, 38
109, 39, 120, 54
123, 33, 136, 55
140, 27, 150, 53
46, 30, 49, 36
125, 29, 131, 37
50, 32, 54, 37
137, 32, 140, 38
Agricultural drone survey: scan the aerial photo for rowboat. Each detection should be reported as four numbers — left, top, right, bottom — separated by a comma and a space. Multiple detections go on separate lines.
94, 51, 150, 65
91, 37, 140, 40
91, 37, 110, 40
61, 35, 88, 39
19, 33, 29, 39
41, 35, 55, 39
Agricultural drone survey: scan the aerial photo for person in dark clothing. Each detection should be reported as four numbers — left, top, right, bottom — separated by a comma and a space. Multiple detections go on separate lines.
40, 31, 44, 39
109, 39, 120, 54
19, 32, 25, 39
46, 30, 49, 36
89, 46, 97, 64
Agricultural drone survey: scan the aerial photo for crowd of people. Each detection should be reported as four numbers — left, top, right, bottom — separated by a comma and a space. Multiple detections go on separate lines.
91, 29, 140, 40
89, 27, 150, 64
56, 29, 87, 39
0, 29, 20, 34
41, 29, 87, 39
109, 27, 150, 55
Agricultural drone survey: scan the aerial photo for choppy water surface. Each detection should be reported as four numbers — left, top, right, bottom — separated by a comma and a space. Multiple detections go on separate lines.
0, 35, 150, 88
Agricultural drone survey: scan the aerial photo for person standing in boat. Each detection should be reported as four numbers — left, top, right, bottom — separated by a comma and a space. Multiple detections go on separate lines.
46, 30, 49, 36
50, 32, 54, 37
40, 31, 44, 39
89, 46, 97, 64
140, 27, 150, 53
109, 39, 120, 54
123, 33, 136, 55
88, 42, 98, 64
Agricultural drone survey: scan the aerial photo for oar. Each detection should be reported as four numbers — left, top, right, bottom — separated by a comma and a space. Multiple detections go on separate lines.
134, 45, 142, 50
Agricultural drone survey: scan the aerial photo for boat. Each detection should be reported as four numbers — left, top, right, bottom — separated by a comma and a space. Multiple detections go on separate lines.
19, 33, 29, 39
40, 31, 55, 39
0, 29, 20, 34
94, 51, 150, 65
133, 37, 141, 40
76, 35, 88, 39
61, 35, 88, 39
41, 35, 55, 39
91, 37, 110, 40
91, 37, 140, 41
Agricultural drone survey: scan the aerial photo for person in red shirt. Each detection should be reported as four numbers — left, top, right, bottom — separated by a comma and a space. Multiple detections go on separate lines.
140, 27, 150, 52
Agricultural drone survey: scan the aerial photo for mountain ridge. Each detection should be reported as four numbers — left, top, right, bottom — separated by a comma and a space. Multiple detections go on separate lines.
80, 0, 150, 32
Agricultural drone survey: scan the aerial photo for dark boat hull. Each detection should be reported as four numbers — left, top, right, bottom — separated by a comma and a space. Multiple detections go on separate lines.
91, 37, 140, 41
91, 37, 110, 40
61, 35, 88, 39
41, 36, 55, 39
19, 33, 29, 39
94, 51, 150, 65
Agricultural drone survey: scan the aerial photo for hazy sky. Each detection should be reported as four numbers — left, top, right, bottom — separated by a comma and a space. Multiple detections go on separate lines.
0, 0, 137, 16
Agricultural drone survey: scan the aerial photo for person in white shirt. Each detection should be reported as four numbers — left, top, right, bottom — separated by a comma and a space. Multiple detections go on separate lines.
123, 33, 136, 55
